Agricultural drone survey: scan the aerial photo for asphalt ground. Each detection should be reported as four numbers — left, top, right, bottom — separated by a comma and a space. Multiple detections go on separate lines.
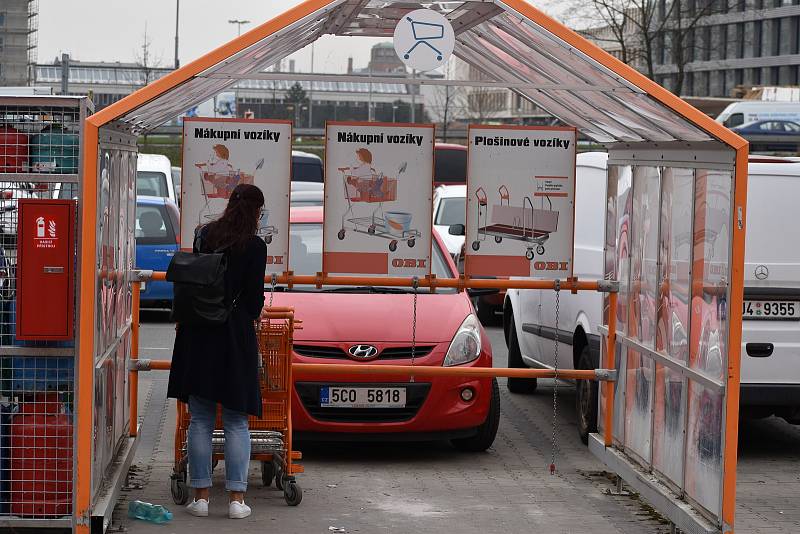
110, 311, 800, 533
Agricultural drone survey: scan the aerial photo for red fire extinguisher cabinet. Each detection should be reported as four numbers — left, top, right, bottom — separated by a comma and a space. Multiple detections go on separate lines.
16, 200, 76, 340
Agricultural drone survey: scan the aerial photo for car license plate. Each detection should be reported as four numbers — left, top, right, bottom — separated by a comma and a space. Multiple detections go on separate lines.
743, 300, 800, 320
320, 387, 406, 408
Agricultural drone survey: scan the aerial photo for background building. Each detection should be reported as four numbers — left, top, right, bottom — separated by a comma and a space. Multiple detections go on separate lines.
583, 0, 800, 98
0, 0, 38, 86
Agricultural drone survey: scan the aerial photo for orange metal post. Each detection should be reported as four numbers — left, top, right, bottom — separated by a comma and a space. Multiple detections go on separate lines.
75, 122, 99, 534
721, 145, 749, 533
129, 281, 140, 437
604, 292, 618, 447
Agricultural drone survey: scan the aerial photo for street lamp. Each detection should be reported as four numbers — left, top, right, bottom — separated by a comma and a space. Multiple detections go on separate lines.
228, 19, 251, 36
392, 104, 398, 123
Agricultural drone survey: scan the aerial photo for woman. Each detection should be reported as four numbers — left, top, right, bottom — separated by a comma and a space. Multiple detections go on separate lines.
167, 183, 268, 519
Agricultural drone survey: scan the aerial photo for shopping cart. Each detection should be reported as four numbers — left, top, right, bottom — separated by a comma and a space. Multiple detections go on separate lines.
403, 17, 445, 61
472, 184, 558, 261
257, 210, 278, 245
196, 158, 264, 224
169, 308, 304, 506
336, 169, 419, 252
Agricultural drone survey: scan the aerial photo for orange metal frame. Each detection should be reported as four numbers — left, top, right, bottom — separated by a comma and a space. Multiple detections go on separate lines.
75, 1, 749, 532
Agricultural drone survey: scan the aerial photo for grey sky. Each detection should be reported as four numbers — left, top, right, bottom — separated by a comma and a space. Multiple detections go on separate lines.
37, 0, 381, 73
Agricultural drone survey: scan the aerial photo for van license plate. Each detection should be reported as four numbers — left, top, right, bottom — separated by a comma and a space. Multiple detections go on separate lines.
320, 387, 406, 408
743, 300, 800, 320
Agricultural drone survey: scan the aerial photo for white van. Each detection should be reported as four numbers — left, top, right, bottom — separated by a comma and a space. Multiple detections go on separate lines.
504, 153, 800, 443
137, 153, 177, 204
717, 101, 800, 128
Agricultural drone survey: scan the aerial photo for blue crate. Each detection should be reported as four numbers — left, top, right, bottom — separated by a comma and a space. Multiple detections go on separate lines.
11, 357, 74, 393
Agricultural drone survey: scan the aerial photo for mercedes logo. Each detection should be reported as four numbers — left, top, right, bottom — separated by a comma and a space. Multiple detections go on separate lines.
754, 265, 769, 280
348, 345, 379, 361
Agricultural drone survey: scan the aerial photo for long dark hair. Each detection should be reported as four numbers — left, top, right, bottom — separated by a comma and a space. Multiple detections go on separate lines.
203, 184, 264, 251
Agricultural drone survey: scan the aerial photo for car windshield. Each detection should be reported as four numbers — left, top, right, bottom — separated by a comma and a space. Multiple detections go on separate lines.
137, 171, 169, 197
136, 204, 176, 245
435, 197, 466, 226
292, 160, 323, 183
434, 148, 467, 184
287, 223, 455, 293
171, 168, 181, 197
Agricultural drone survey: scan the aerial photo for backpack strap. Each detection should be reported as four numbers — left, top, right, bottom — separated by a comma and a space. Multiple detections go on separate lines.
194, 225, 232, 254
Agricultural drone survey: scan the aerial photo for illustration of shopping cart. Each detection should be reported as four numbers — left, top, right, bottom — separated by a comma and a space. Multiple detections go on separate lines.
472, 184, 558, 261
257, 209, 278, 245
403, 16, 445, 61
196, 158, 264, 225
336, 167, 419, 252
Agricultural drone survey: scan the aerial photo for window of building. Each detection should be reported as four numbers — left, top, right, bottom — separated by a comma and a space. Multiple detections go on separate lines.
736, 23, 744, 58
0, 13, 5, 26
753, 20, 762, 57
704, 26, 712, 60
771, 66, 780, 84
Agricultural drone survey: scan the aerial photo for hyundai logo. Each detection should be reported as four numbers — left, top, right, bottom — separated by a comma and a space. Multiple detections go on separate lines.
754, 265, 769, 280
348, 345, 379, 361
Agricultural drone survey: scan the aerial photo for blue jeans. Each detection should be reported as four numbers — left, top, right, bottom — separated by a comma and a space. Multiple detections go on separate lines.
187, 395, 251, 492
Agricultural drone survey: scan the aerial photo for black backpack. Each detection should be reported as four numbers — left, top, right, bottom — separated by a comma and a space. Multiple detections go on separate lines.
166, 229, 233, 326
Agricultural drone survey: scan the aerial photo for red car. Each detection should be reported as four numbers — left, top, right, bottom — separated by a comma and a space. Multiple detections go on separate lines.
270, 207, 500, 451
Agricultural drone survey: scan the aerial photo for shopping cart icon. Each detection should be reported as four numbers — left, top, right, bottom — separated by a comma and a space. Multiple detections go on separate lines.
404, 17, 445, 61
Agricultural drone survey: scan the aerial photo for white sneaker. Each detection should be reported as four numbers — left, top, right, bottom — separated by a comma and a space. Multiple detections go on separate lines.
229, 500, 251, 519
186, 498, 209, 517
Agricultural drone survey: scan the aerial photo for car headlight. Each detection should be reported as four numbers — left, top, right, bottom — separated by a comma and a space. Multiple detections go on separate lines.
443, 314, 482, 367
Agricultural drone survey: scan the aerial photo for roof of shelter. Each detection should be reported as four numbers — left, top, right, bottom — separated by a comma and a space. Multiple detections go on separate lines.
87, 0, 746, 149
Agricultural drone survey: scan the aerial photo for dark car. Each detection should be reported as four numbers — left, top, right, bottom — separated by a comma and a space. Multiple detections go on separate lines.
434, 143, 467, 186
292, 150, 324, 183
732, 119, 800, 135
732, 120, 800, 152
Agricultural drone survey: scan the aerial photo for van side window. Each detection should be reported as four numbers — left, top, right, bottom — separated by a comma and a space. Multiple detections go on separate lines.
724, 113, 744, 127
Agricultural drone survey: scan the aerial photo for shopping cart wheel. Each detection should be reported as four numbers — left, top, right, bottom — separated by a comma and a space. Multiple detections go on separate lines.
389, 240, 398, 252
494, 236, 502, 243
338, 229, 346, 240
472, 241, 480, 251
368, 225, 376, 235
265, 235, 273, 244
261, 461, 275, 487
536, 245, 545, 255
170, 475, 190, 505
408, 238, 415, 248
284, 482, 303, 506
525, 249, 534, 261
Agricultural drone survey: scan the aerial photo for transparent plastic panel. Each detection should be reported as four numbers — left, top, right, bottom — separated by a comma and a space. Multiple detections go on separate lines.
623, 166, 660, 465
684, 169, 731, 517
652, 167, 695, 487
614, 165, 633, 337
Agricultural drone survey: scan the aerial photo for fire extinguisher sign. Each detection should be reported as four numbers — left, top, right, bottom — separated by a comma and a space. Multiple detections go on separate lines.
34, 215, 59, 249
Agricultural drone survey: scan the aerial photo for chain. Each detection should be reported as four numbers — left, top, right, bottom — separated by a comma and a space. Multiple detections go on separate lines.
269, 273, 277, 309
411, 277, 419, 383
550, 281, 560, 475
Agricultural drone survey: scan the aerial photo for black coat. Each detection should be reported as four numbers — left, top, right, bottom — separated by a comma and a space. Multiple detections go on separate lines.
167, 233, 267, 416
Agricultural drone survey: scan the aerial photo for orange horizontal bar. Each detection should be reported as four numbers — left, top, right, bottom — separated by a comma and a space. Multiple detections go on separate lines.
148, 271, 601, 291
132, 360, 606, 380
293, 364, 602, 380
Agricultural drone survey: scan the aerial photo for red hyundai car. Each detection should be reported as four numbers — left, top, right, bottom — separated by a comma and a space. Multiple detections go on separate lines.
269, 207, 500, 451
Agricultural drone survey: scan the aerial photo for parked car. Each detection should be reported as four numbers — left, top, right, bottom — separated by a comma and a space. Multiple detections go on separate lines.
731, 119, 800, 136
292, 150, 324, 183
434, 143, 467, 186
171, 166, 182, 204
717, 100, 800, 128
433, 184, 466, 259
290, 181, 324, 207
504, 152, 800, 444
137, 153, 178, 204
271, 206, 500, 450
135, 196, 180, 309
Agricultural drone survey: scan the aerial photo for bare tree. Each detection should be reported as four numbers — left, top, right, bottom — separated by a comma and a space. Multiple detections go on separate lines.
430, 84, 467, 142
566, 0, 741, 95
134, 23, 163, 86
467, 86, 504, 123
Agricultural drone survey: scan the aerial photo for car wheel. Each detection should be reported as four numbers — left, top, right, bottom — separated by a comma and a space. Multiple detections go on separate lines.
506, 314, 537, 394
576, 345, 598, 445
451, 378, 500, 452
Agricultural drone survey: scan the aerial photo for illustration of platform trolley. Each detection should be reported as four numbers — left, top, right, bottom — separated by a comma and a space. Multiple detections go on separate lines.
472, 185, 558, 260
336, 170, 419, 252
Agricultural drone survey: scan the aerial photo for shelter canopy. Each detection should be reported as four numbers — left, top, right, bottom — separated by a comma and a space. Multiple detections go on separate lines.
101, 0, 733, 147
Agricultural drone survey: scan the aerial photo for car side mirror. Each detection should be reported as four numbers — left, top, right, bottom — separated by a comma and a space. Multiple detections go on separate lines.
448, 224, 465, 236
